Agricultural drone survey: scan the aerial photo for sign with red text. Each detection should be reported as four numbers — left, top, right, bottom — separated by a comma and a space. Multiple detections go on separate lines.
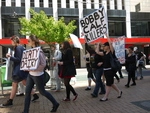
20, 47, 40, 70
112, 36, 125, 64
80, 6, 108, 43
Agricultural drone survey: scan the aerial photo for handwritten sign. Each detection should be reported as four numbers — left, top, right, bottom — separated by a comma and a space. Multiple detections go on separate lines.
80, 6, 108, 43
112, 36, 125, 64
20, 47, 40, 70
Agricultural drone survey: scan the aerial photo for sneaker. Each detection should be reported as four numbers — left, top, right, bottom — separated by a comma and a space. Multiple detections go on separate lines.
91, 93, 97, 98
85, 87, 91, 91
0, 99, 13, 107
31, 94, 39, 102
51, 103, 59, 112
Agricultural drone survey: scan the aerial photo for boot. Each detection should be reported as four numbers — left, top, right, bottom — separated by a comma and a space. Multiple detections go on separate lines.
31, 94, 39, 102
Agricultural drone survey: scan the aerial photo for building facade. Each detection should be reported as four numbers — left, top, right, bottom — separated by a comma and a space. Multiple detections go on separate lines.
0, 0, 150, 67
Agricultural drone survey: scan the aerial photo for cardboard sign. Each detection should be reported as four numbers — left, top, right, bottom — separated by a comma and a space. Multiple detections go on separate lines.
80, 6, 108, 43
20, 47, 41, 70
112, 36, 125, 64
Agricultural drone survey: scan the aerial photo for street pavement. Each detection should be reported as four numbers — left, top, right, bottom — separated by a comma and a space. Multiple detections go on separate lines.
0, 66, 150, 113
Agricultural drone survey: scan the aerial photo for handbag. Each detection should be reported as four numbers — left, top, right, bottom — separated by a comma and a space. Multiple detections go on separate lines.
44, 71, 50, 86
110, 53, 122, 72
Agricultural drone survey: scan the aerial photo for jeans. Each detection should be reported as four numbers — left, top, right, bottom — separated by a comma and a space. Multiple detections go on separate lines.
92, 68, 105, 96
23, 74, 58, 113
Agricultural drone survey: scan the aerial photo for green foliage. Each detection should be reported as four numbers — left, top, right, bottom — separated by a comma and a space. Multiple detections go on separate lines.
19, 9, 77, 44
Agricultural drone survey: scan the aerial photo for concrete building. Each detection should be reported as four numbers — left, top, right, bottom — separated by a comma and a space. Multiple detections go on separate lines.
0, 0, 150, 67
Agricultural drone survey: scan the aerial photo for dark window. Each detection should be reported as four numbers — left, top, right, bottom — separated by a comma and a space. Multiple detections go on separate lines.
75, 1, 78, 8
2, 0, 5, 6
58, 0, 61, 8
21, 0, 25, 6
122, 0, 125, 10
49, 0, 52, 7
11, 0, 15, 6
114, 0, 117, 9
40, 0, 44, 7
131, 21, 149, 36
107, 0, 110, 9
108, 21, 126, 36
83, 0, 86, 9
31, 0, 34, 7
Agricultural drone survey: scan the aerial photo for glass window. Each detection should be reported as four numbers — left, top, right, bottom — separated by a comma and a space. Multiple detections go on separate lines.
58, 0, 61, 8
31, 0, 34, 7
122, 0, 125, 10
2, 0, 5, 6
11, 0, 15, 6
49, 0, 52, 7
21, 0, 25, 6
40, 0, 44, 7
108, 21, 126, 36
131, 21, 149, 36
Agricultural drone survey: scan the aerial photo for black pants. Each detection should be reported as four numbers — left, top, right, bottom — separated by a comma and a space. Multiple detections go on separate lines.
127, 70, 136, 85
64, 78, 77, 99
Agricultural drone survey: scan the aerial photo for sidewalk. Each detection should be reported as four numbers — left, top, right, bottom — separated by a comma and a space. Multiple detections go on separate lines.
0, 67, 150, 113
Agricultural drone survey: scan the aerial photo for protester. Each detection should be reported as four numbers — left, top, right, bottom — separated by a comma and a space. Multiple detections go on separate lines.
0, 35, 30, 107
22, 35, 59, 113
51, 44, 62, 92
84, 50, 96, 90
58, 41, 78, 101
96, 37, 122, 101
125, 46, 136, 88
85, 43, 105, 97
134, 47, 146, 80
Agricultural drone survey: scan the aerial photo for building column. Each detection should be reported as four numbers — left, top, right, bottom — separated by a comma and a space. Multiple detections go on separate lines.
25, 0, 30, 39
44, 0, 49, 8
70, 0, 75, 8
6, 0, 11, 6
117, 0, 122, 10
102, 0, 107, 11
34, 0, 39, 7
15, 0, 21, 7
61, 0, 66, 8
52, 0, 58, 20
109, 0, 115, 10
86, 0, 91, 9
94, 0, 99, 9
125, 0, 131, 38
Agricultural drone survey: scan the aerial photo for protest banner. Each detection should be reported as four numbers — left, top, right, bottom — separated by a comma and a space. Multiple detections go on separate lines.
112, 36, 125, 64
20, 47, 41, 70
69, 33, 83, 49
80, 6, 108, 43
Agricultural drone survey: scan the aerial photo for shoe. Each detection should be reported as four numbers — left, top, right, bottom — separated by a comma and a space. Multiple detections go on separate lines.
99, 92, 105, 95
31, 94, 39, 102
135, 77, 138, 80
73, 94, 78, 101
125, 84, 129, 88
63, 98, 70, 101
91, 93, 98, 98
0, 99, 13, 107
140, 77, 143, 80
16, 93, 24, 96
100, 98, 108, 102
51, 103, 59, 112
131, 83, 136, 86
120, 76, 124, 79
117, 91, 122, 98
85, 87, 91, 91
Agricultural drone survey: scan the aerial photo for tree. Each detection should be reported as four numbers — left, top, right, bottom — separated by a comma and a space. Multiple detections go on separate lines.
19, 9, 77, 45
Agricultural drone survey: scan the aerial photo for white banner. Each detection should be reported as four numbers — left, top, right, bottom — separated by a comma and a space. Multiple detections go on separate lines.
20, 47, 41, 70
80, 6, 108, 43
112, 36, 125, 64
69, 34, 83, 49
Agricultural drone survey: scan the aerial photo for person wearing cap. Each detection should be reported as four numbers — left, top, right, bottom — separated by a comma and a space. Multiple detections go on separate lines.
95, 38, 122, 101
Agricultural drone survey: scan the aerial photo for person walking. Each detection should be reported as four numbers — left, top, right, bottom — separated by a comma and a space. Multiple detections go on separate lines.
51, 44, 62, 92
22, 35, 59, 113
96, 37, 122, 101
58, 41, 78, 101
84, 50, 96, 91
85, 43, 105, 97
125, 46, 136, 88
0, 35, 38, 107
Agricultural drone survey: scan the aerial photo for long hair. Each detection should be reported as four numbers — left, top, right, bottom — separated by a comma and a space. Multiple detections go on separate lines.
62, 41, 71, 54
29, 35, 40, 47
10, 35, 20, 50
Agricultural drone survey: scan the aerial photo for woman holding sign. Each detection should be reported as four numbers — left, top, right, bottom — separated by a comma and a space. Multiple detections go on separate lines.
22, 35, 59, 113
95, 37, 122, 101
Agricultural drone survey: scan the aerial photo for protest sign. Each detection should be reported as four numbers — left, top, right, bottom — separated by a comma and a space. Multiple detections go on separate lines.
20, 47, 41, 70
80, 6, 108, 43
69, 33, 83, 49
112, 36, 125, 64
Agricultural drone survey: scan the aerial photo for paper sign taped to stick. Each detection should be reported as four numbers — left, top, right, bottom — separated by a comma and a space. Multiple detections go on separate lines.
20, 47, 41, 70
80, 6, 108, 43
